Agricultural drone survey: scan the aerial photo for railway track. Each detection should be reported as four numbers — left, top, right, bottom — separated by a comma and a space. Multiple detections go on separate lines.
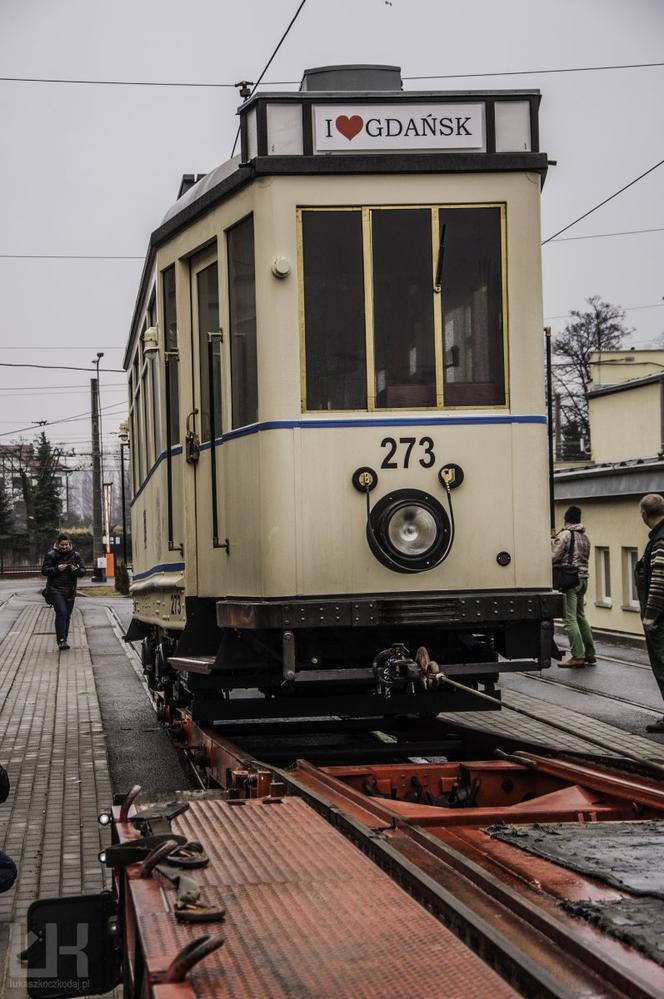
81, 617, 664, 997
522, 671, 662, 716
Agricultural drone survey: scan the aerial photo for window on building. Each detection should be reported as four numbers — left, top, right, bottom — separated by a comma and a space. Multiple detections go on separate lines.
162, 265, 180, 444
622, 547, 640, 610
595, 547, 612, 607
227, 217, 258, 429
300, 204, 506, 412
197, 261, 222, 443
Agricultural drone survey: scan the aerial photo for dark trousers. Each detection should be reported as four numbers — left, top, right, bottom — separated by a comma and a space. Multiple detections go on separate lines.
645, 622, 664, 702
51, 592, 75, 643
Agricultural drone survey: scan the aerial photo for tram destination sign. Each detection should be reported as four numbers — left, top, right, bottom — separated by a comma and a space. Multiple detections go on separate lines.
313, 103, 485, 153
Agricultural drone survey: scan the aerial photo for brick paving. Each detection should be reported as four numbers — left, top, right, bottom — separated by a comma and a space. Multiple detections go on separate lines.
0, 603, 113, 996
440, 686, 664, 763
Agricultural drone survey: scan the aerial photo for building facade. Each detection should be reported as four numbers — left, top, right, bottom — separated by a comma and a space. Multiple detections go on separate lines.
554, 350, 664, 638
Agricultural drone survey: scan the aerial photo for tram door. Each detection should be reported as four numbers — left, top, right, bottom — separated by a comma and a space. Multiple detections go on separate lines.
190, 248, 225, 594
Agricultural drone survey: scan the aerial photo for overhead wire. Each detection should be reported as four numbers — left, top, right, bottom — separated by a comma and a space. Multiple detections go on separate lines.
1, 61, 662, 88
548, 225, 664, 243
545, 303, 664, 321
230, 0, 310, 157
0, 402, 126, 439
0, 362, 124, 373
541, 157, 664, 244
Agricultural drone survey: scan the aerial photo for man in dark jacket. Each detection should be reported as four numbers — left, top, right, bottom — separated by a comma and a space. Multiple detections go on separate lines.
637, 493, 664, 733
41, 533, 86, 650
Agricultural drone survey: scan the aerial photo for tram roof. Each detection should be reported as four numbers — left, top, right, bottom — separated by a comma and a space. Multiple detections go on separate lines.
125, 82, 547, 366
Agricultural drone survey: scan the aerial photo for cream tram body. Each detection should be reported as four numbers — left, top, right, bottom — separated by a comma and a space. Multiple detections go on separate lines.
125, 68, 560, 721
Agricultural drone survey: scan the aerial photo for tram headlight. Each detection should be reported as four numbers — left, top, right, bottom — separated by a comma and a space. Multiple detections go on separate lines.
367, 489, 451, 573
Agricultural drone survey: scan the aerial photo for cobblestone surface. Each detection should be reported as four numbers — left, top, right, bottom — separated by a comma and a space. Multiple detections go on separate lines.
441, 686, 664, 763
0, 603, 112, 996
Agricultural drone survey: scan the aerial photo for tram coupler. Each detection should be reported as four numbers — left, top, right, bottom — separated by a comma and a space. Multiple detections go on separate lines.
373, 643, 421, 695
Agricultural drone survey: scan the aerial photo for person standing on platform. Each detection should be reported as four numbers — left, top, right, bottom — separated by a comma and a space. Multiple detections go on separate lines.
636, 493, 664, 733
551, 505, 597, 668
41, 533, 86, 651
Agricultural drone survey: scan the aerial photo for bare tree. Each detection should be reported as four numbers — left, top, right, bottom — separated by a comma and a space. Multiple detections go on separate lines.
553, 296, 632, 454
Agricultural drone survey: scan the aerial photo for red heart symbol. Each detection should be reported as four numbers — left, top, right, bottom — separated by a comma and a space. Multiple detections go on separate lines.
335, 115, 363, 141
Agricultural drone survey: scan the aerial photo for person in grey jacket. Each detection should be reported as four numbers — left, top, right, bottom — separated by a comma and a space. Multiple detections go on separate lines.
41, 533, 86, 650
551, 505, 597, 668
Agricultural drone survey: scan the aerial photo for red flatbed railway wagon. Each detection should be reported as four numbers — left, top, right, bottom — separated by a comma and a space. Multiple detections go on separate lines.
25, 750, 664, 998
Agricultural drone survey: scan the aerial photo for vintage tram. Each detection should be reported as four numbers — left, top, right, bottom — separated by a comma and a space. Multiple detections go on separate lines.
124, 64, 560, 722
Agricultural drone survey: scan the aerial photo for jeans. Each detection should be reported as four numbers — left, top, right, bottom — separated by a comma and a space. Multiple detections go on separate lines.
51, 592, 75, 643
644, 621, 664, 702
564, 579, 596, 660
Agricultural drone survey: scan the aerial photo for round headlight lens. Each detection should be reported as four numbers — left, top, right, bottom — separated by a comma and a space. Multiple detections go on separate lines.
367, 488, 451, 573
387, 505, 438, 556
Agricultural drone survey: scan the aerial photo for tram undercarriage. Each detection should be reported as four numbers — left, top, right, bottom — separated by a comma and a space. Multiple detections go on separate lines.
130, 588, 559, 722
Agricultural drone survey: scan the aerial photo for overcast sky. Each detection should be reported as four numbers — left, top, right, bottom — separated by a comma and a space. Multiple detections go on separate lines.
0, 0, 662, 458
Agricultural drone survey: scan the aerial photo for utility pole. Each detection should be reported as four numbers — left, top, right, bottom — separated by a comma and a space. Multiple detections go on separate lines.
91, 378, 103, 579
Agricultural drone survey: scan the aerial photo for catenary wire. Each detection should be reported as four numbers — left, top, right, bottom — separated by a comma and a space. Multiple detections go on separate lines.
230, 0, 310, 157
1, 61, 662, 88
544, 303, 664, 321
0, 362, 124, 373
541, 158, 664, 244
0, 402, 126, 439
548, 225, 664, 243
7, 224, 664, 262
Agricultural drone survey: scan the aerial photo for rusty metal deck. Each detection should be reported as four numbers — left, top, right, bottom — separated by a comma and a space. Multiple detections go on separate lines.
122, 796, 518, 998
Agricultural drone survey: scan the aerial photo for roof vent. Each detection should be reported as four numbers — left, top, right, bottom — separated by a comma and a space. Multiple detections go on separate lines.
300, 64, 402, 92
177, 174, 206, 199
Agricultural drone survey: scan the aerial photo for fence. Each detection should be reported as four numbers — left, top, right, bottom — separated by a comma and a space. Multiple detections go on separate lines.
0, 564, 43, 578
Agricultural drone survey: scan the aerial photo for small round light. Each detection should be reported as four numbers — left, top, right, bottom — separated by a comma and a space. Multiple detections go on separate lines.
387, 506, 437, 556
98, 851, 107, 864
98, 812, 112, 826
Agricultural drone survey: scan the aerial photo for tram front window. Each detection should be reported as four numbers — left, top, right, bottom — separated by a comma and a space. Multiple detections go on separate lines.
440, 206, 505, 406
302, 210, 366, 411
372, 209, 436, 408
300, 204, 506, 411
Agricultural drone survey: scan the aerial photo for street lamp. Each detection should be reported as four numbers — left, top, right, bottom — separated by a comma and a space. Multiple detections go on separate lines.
118, 422, 130, 565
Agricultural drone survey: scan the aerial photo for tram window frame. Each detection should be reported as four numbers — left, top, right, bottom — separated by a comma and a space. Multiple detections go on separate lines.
162, 264, 180, 445
298, 203, 508, 412
227, 215, 258, 430
147, 289, 162, 459
195, 259, 222, 444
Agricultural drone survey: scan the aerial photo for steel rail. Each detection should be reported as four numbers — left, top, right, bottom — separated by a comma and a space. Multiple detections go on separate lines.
522, 672, 662, 715
437, 674, 664, 778
273, 763, 650, 999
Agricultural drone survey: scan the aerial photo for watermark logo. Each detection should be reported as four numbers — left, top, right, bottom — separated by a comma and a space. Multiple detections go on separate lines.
7, 920, 91, 993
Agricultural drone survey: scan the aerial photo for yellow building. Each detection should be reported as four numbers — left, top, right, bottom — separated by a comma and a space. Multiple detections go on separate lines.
554, 350, 664, 639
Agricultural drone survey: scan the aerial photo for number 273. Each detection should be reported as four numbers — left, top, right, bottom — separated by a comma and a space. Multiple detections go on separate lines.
381, 437, 435, 469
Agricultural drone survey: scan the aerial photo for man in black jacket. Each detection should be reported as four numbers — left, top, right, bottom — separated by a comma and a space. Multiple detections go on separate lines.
637, 494, 664, 733
41, 533, 86, 650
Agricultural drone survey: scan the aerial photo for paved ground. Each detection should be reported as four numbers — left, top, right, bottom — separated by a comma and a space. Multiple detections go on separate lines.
0, 576, 663, 995
0, 583, 190, 996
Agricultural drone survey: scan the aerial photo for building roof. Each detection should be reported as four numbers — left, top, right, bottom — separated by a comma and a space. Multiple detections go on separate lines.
554, 457, 664, 501
587, 372, 663, 400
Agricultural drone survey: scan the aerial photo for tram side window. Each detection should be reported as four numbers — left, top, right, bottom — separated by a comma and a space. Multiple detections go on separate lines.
439, 207, 505, 406
227, 217, 258, 429
197, 262, 222, 442
302, 211, 366, 410
162, 266, 180, 444
372, 209, 435, 408
148, 291, 162, 457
